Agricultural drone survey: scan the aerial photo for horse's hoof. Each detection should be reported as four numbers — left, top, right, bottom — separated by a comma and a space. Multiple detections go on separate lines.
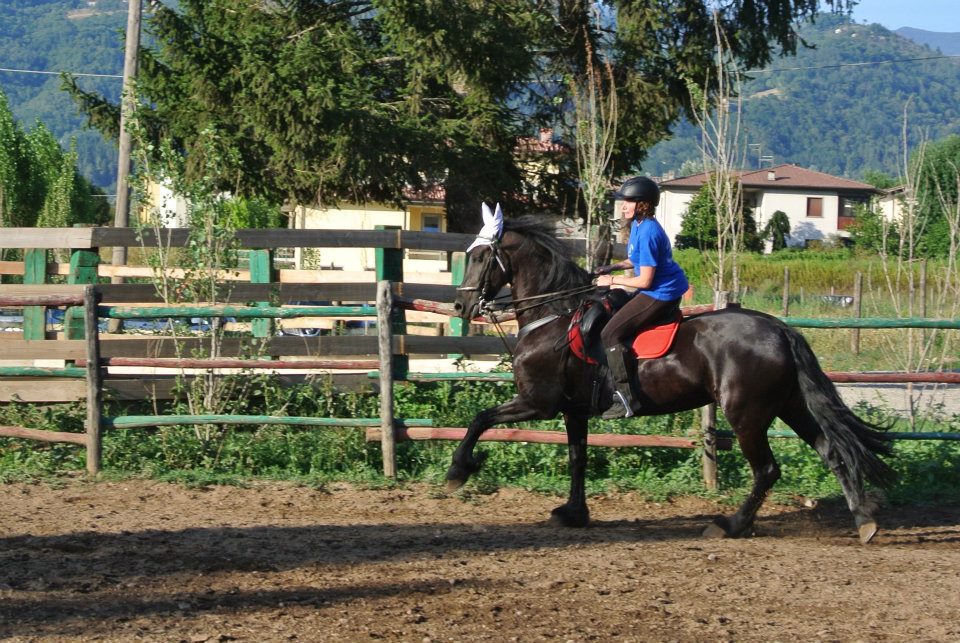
858, 520, 878, 544
549, 505, 590, 528
702, 522, 728, 539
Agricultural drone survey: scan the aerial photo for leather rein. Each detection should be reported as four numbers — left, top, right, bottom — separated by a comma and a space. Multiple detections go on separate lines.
456, 240, 599, 356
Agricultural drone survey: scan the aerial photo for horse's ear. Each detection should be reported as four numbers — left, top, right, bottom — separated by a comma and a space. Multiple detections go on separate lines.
481, 202, 494, 225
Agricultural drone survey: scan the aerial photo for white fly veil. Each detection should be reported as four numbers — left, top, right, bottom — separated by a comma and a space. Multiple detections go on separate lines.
466, 202, 504, 253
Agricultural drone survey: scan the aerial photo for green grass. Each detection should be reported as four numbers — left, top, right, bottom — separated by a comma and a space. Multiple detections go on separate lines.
2, 248, 957, 504
1, 379, 958, 507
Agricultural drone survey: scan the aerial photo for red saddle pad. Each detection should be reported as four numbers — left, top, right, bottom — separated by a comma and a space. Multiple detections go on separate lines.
631, 312, 682, 359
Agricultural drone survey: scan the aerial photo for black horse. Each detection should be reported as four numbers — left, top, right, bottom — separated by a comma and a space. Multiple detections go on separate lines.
449, 215, 895, 543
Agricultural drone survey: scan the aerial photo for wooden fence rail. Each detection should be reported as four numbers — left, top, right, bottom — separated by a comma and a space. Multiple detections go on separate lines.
3, 227, 960, 485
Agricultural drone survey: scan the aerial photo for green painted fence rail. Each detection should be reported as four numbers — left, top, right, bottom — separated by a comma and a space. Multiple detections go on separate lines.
782, 317, 960, 329
99, 305, 378, 319
103, 415, 434, 429
0, 367, 86, 378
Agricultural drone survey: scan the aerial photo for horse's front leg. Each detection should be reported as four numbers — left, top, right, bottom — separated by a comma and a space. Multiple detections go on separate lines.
446, 395, 541, 491
549, 413, 590, 528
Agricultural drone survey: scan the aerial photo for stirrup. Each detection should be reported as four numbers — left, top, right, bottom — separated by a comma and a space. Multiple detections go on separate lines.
602, 391, 637, 419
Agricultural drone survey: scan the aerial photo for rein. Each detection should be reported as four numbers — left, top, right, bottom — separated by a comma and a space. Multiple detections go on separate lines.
458, 234, 600, 356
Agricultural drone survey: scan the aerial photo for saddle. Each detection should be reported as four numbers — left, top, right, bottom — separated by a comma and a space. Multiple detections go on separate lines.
567, 291, 682, 365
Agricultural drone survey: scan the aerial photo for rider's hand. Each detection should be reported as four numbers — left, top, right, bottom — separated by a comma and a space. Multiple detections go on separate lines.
595, 274, 615, 288
593, 264, 614, 276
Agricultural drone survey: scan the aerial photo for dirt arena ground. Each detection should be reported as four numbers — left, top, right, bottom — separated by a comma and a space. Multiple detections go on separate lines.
1, 481, 959, 643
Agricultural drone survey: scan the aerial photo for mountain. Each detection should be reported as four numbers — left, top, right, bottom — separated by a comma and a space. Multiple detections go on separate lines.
1, 4, 958, 191
896, 27, 960, 55
0, 0, 127, 191
644, 14, 960, 181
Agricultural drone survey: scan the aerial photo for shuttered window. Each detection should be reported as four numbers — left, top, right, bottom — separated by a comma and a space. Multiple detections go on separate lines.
806, 197, 823, 218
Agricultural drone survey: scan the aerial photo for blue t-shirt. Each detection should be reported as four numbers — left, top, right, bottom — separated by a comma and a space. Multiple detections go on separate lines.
627, 217, 689, 301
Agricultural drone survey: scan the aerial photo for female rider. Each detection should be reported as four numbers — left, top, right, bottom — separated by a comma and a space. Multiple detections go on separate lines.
594, 176, 689, 419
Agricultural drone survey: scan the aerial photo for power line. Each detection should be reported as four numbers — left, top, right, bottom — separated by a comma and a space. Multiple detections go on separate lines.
0, 67, 122, 79
745, 53, 960, 74
3, 51, 958, 81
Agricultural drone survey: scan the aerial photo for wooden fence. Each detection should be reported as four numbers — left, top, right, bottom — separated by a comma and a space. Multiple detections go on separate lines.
2, 227, 959, 485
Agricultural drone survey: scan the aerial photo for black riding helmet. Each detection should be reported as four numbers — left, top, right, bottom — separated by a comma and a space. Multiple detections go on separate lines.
612, 176, 660, 207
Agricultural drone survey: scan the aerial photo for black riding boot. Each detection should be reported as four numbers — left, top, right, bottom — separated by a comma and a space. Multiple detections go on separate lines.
602, 345, 641, 419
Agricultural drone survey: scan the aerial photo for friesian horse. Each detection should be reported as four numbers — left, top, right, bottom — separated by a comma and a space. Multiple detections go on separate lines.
449, 214, 894, 543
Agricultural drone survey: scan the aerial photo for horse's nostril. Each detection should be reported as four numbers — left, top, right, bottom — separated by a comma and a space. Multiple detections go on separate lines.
453, 302, 462, 312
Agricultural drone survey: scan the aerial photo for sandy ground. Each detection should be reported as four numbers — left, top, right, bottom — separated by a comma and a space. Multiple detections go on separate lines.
1, 481, 959, 643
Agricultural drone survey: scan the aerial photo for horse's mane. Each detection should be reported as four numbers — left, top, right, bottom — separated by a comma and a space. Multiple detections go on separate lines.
502, 215, 593, 313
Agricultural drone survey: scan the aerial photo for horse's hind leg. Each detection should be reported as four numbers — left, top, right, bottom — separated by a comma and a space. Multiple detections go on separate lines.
779, 398, 879, 543
446, 395, 542, 491
550, 413, 590, 528
705, 403, 780, 539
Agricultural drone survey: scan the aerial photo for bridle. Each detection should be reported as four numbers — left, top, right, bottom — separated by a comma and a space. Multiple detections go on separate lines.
456, 238, 600, 356
456, 240, 513, 317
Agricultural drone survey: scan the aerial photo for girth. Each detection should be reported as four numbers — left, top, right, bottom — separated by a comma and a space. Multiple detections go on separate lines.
516, 313, 562, 341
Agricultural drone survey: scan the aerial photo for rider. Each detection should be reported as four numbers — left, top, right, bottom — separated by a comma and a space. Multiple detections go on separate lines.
594, 176, 689, 419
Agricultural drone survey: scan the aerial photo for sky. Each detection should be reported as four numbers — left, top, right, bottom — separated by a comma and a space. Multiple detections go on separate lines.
848, 0, 960, 32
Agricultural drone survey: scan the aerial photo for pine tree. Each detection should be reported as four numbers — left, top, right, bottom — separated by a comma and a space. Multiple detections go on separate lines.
63, 1, 854, 230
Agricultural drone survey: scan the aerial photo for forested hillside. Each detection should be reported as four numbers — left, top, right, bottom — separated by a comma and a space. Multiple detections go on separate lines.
644, 14, 960, 180
1, 3, 958, 191
0, 0, 127, 191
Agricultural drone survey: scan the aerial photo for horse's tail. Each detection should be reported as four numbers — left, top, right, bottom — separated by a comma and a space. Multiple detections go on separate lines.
785, 327, 896, 488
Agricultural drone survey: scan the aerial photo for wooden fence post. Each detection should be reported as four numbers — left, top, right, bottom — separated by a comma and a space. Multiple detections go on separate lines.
65, 241, 100, 340
375, 225, 408, 379
22, 248, 47, 340
851, 271, 863, 355
249, 248, 275, 338
701, 290, 728, 491
781, 267, 790, 317
377, 280, 397, 479
919, 259, 927, 347
448, 251, 466, 358
84, 286, 103, 476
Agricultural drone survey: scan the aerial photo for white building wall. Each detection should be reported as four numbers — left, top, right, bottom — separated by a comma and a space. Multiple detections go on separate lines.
657, 187, 843, 249
291, 203, 448, 273
876, 192, 903, 223
145, 179, 190, 227
650, 191, 695, 246
755, 190, 839, 247
293, 204, 407, 271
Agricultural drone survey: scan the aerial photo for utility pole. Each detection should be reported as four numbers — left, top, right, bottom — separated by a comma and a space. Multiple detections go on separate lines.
111, 0, 142, 285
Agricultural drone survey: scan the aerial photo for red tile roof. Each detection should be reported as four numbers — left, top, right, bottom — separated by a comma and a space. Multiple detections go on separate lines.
660, 164, 879, 193
402, 184, 446, 203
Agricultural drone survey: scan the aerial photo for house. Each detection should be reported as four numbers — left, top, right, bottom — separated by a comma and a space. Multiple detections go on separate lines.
876, 185, 908, 223
143, 178, 190, 228
289, 185, 448, 273
139, 127, 575, 272
655, 164, 880, 249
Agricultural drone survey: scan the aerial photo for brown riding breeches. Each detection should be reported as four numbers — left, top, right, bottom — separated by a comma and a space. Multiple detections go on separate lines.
600, 292, 681, 347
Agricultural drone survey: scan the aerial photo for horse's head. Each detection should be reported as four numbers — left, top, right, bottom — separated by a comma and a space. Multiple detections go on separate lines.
454, 205, 595, 320
454, 203, 510, 321
454, 241, 513, 321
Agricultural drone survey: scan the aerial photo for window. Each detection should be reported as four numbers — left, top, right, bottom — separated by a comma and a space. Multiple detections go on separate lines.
806, 197, 823, 218
840, 196, 867, 219
422, 213, 442, 233
407, 211, 446, 261
838, 196, 866, 231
